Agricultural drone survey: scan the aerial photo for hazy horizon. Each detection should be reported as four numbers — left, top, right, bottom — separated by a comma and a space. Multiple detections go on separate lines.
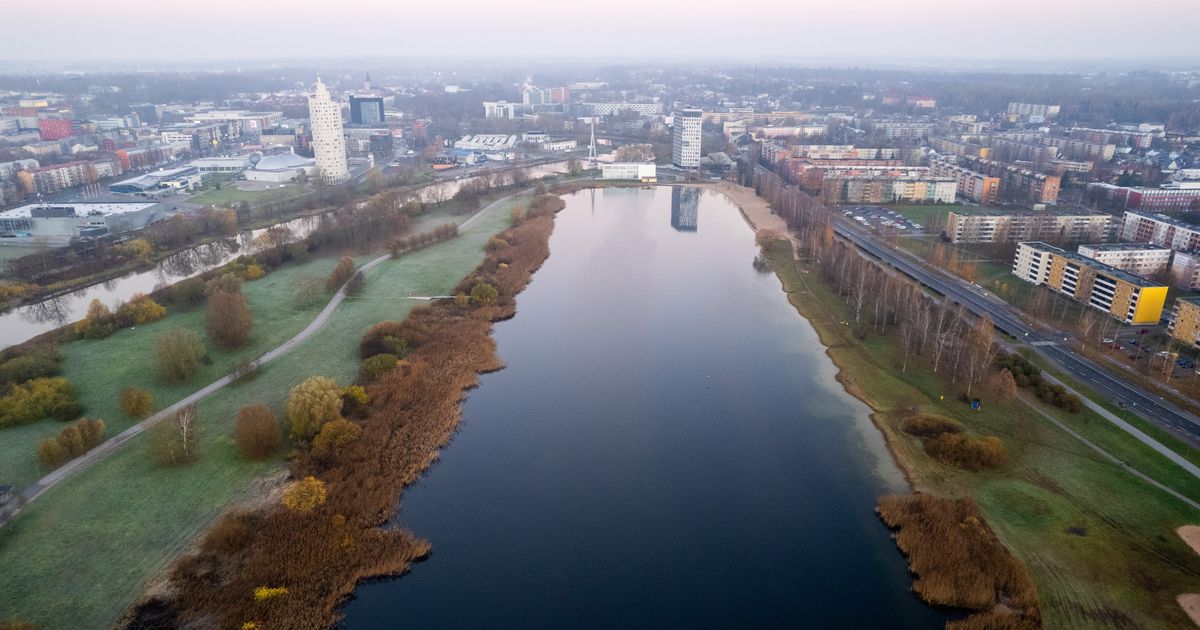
3, 0, 1200, 67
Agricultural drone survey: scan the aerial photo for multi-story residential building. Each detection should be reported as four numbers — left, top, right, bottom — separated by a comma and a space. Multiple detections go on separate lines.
988, 136, 1059, 164
870, 120, 936, 140
1119, 210, 1200, 251
15, 161, 98, 194
955, 156, 1061, 204
931, 158, 1000, 204
822, 176, 956, 204
187, 110, 283, 134
0, 159, 38, 179
672, 109, 702, 170
784, 158, 909, 189
790, 145, 900, 160
307, 79, 349, 184
947, 211, 1113, 244
930, 136, 986, 158
1070, 127, 1155, 149
1088, 182, 1200, 212
577, 102, 664, 117
996, 132, 1116, 162
1076, 243, 1173, 277
1007, 102, 1060, 119
1169, 297, 1200, 347
482, 101, 521, 120
1013, 241, 1167, 324
1169, 251, 1200, 290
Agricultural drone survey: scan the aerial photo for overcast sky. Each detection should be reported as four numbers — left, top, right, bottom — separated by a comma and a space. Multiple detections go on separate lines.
3, 0, 1199, 64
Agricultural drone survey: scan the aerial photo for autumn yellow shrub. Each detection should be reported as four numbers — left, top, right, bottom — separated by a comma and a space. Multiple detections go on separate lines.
281, 476, 326, 513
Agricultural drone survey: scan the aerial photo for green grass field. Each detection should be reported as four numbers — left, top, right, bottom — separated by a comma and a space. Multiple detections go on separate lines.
0, 194, 525, 629
765, 240, 1200, 629
188, 182, 306, 207
887, 203, 993, 230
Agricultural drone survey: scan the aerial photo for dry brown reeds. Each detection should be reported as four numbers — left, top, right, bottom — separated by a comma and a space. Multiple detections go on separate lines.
878, 493, 1041, 629
899, 414, 1007, 471
125, 212, 557, 629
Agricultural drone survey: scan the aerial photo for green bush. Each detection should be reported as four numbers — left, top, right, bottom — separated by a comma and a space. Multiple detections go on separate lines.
0, 377, 82, 428
359, 354, 399, 382
0, 347, 62, 387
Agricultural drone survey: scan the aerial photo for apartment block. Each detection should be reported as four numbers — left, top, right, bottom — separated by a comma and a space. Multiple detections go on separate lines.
948, 211, 1112, 244
1013, 242, 1167, 324
1169, 297, 1200, 348
1169, 251, 1200, 290
1088, 183, 1200, 212
996, 132, 1116, 162
957, 156, 1061, 204
1076, 243, 1173, 277
931, 158, 999, 204
15, 161, 98, 195
1119, 211, 1200, 250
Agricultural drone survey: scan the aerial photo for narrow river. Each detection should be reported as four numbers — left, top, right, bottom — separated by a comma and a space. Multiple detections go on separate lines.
339, 187, 947, 628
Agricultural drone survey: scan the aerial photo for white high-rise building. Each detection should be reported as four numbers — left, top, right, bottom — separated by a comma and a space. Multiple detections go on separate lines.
672, 108, 702, 169
308, 78, 350, 184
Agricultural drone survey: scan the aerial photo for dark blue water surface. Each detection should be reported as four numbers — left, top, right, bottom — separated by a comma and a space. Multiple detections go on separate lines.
340, 187, 945, 629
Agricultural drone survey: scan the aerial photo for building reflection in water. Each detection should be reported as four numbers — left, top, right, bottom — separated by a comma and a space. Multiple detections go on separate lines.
670, 186, 699, 232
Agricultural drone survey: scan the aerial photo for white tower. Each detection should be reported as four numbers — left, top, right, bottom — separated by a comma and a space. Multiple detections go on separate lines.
308, 78, 350, 184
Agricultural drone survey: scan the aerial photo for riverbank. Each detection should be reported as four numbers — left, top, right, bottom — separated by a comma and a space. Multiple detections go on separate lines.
129, 195, 563, 628
746, 223, 1200, 627
0, 191, 534, 629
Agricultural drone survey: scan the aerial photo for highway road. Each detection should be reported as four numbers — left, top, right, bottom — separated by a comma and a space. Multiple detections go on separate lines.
834, 222, 1200, 445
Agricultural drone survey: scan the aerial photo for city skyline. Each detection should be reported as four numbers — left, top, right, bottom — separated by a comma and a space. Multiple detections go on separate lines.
2, 0, 1200, 64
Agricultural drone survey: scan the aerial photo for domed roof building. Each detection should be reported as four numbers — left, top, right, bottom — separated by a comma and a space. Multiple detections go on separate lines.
245, 150, 317, 183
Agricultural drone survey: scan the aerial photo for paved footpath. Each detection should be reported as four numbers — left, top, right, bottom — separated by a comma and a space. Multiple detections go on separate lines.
0, 193, 517, 527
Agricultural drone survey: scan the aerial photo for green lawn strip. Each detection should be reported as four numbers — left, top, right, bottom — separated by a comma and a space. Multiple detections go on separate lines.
766, 239, 1200, 629
1025, 352, 1200, 471
187, 182, 306, 207
0, 197, 520, 629
0, 199, 522, 489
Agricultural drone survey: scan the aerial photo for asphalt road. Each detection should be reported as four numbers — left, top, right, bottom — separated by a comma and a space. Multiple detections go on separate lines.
834, 222, 1200, 446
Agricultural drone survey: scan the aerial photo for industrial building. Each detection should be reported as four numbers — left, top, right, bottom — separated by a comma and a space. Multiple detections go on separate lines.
454, 134, 518, 151
1013, 241, 1167, 324
0, 201, 174, 245
600, 163, 656, 181
947, 211, 1113, 244
109, 167, 204, 196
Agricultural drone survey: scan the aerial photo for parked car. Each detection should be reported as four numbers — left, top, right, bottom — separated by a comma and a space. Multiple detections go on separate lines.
1127, 339, 1138, 346
1138, 329, 1149, 334
1103, 338, 1115, 344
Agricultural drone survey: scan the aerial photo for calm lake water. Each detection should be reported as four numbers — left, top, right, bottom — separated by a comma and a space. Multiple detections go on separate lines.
340, 186, 946, 628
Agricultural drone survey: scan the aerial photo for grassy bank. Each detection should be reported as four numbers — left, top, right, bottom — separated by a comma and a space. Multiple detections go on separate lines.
762, 238, 1200, 629
0, 194, 526, 630
135, 196, 562, 628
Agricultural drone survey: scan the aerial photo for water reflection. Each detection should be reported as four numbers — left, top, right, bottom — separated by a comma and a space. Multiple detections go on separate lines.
670, 186, 699, 232
0, 162, 567, 349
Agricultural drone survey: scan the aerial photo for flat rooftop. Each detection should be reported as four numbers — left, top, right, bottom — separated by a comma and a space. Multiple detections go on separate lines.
1021, 241, 1165, 288
0, 202, 156, 219
1079, 242, 1172, 252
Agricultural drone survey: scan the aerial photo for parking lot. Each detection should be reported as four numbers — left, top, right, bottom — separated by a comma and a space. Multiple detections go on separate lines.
840, 205, 926, 234
1101, 326, 1199, 377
